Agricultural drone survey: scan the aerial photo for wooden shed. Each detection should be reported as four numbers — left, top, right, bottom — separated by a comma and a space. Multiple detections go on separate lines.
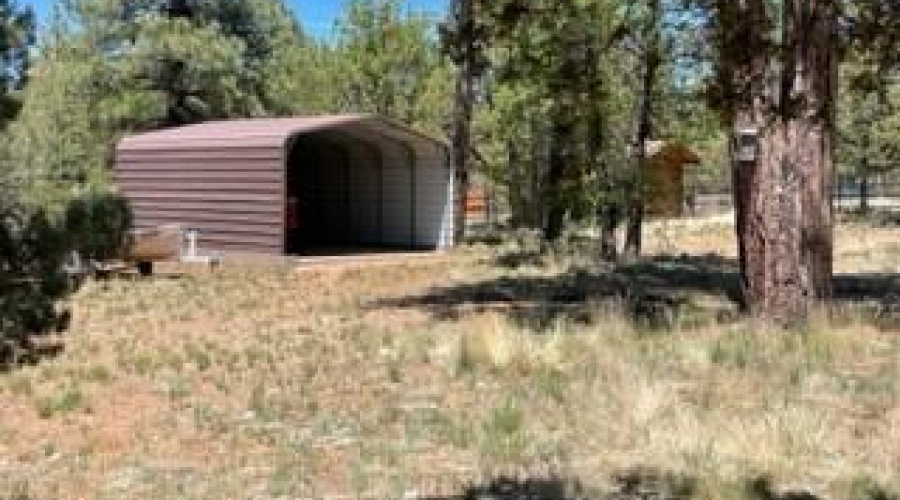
115, 114, 455, 256
643, 141, 701, 217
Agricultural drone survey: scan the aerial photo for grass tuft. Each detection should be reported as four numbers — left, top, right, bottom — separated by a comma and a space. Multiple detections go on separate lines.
0, 218, 897, 498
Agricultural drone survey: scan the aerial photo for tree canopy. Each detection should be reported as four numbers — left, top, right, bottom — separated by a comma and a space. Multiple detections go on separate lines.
0, 0, 897, 326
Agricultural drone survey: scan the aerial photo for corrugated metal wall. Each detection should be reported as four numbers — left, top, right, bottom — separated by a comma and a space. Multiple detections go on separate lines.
115, 146, 285, 254
297, 128, 453, 250
414, 142, 455, 249
116, 116, 453, 255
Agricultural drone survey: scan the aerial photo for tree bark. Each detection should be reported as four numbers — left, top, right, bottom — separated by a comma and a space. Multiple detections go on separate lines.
529, 116, 545, 228
451, 0, 477, 245
599, 205, 620, 261
584, 55, 618, 261
623, 203, 643, 259
859, 170, 869, 213
544, 115, 571, 241
624, 0, 662, 260
729, 0, 837, 324
507, 141, 528, 228
859, 133, 870, 213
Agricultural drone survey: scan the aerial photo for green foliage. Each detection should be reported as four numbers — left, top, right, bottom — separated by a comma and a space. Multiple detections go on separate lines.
2, 0, 896, 254
845, 475, 900, 500
335, 0, 453, 136
0, 199, 71, 358
263, 39, 345, 115
0, 189, 133, 360
837, 63, 900, 178
4, 0, 455, 210
3, 44, 116, 209
0, 0, 35, 126
4, 0, 304, 208
480, 397, 527, 463
473, 81, 551, 228
36, 386, 88, 418
845, 1, 900, 79
468, 0, 696, 235
63, 190, 133, 262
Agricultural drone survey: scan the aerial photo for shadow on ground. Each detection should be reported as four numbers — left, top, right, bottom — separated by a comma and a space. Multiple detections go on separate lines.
839, 209, 900, 228
0, 326, 68, 373
419, 468, 696, 500
416, 469, 872, 500
372, 252, 900, 331
372, 253, 744, 330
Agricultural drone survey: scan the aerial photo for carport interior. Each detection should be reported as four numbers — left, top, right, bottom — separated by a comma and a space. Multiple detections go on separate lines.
285, 130, 411, 255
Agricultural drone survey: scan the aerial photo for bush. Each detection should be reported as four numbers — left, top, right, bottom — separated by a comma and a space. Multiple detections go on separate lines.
63, 191, 133, 262
0, 201, 71, 360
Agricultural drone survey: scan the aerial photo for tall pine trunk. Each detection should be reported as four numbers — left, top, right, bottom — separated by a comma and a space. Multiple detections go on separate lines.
859, 170, 869, 213
858, 133, 871, 213
730, 0, 837, 324
544, 115, 570, 241
599, 205, 620, 260
507, 141, 523, 227
624, 0, 662, 260
451, 0, 476, 244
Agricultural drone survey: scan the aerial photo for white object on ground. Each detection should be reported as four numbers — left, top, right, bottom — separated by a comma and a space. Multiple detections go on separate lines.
179, 228, 223, 268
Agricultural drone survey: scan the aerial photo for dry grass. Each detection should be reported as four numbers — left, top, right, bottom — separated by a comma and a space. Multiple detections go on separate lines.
1, 217, 899, 500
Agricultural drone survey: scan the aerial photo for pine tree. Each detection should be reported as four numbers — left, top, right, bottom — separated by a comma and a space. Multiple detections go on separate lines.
336, 0, 452, 134
479, 0, 630, 243
0, 199, 70, 362
837, 64, 900, 213
5, 0, 302, 208
623, 0, 663, 260
442, 0, 487, 242
698, 0, 900, 324
0, 0, 34, 125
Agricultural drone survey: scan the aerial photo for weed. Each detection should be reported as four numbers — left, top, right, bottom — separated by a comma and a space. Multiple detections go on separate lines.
84, 364, 113, 384
387, 359, 403, 383
533, 367, 568, 403
124, 353, 155, 376
36, 387, 88, 419
184, 342, 212, 372
3, 480, 35, 500
708, 329, 759, 369
160, 374, 191, 401
844, 475, 900, 500
480, 398, 527, 464
6, 375, 33, 397
0, 218, 897, 498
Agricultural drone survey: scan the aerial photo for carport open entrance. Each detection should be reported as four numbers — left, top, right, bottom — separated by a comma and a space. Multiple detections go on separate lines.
285, 131, 414, 255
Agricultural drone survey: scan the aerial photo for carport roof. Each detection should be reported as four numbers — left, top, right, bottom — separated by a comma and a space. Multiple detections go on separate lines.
117, 114, 447, 153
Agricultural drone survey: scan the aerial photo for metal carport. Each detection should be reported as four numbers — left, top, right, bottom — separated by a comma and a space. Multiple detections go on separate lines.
115, 114, 455, 255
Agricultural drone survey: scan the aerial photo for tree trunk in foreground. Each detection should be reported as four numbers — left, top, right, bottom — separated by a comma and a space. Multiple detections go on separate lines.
730, 0, 837, 325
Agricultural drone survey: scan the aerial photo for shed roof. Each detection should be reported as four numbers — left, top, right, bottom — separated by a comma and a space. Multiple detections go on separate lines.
644, 140, 701, 171
117, 114, 447, 153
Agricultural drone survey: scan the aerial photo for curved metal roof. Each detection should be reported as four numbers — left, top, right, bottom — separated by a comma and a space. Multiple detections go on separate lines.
117, 114, 447, 153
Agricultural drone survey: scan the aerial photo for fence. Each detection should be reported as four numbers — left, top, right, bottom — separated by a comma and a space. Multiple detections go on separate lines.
686, 180, 900, 217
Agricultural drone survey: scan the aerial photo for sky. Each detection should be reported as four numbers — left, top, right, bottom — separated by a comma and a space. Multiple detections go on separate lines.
24, 0, 450, 38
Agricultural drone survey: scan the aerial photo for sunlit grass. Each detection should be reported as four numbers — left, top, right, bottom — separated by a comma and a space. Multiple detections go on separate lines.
0, 218, 898, 499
